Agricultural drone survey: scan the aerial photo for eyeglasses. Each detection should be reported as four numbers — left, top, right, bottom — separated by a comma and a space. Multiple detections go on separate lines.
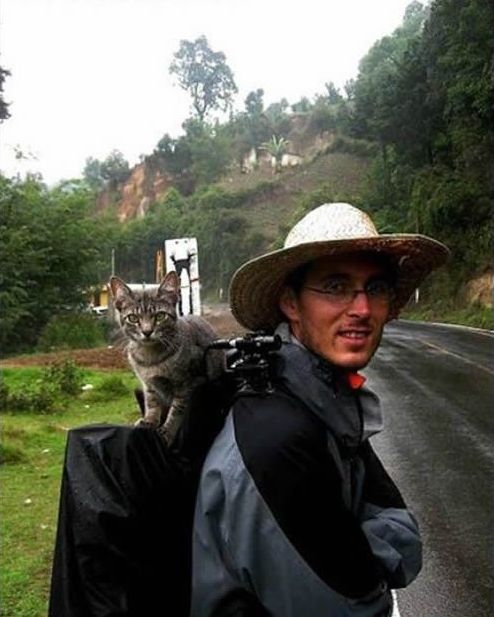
303, 279, 395, 306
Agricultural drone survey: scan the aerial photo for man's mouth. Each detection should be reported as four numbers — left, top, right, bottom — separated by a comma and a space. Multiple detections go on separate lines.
338, 329, 371, 340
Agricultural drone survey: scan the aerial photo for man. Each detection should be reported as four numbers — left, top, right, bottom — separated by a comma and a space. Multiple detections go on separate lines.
170, 239, 195, 283
191, 203, 449, 617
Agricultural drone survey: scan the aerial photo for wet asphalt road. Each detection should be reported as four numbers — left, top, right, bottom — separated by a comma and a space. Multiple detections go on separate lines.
365, 320, 494, 617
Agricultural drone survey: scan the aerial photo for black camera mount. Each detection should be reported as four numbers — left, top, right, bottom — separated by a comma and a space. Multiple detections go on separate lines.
208, 332, 282, 396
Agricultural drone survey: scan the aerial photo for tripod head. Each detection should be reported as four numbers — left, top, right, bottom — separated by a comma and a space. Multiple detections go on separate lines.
208, 332, 282, 395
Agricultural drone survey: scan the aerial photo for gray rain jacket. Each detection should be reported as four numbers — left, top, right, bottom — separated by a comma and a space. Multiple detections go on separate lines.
191, 329, 422, 617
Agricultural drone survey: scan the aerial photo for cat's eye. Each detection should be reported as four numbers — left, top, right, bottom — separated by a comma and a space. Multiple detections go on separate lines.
155, 312, 168, 323
126, 314, 139, 324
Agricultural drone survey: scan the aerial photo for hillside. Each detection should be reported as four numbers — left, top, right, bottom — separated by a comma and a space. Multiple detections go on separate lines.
97, 121, 371, 249
217, 151, 370, 242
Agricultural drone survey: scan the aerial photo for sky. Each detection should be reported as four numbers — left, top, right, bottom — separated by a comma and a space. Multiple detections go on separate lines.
0, 0, 414, 185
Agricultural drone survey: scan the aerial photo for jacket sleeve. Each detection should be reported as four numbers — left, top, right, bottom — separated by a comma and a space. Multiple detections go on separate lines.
359, 442, 423, 588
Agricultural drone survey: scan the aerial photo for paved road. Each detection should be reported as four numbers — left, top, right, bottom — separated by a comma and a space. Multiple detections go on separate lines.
366, 320, 494, 617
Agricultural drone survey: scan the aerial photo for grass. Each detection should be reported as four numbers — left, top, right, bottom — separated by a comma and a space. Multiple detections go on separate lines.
402, 302, 493, 330
0, 366, 139, 617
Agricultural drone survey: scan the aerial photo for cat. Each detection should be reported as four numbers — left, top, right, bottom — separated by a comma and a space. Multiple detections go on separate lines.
109, 271, 224, 444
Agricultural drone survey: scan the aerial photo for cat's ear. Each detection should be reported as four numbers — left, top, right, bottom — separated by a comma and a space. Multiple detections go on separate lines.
109, 276, 133, 310
158, 271, 179, 302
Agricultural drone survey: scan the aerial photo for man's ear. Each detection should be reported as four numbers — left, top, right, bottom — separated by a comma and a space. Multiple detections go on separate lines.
279, 287, 300, 322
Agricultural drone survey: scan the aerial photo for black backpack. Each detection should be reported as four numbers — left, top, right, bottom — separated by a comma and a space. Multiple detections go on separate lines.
48, 336, 278, 617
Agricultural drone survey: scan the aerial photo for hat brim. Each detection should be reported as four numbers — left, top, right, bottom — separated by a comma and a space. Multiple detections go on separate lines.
229, 234, 450, 331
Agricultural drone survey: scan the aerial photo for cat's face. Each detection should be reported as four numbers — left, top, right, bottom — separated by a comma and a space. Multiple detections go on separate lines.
109, 272, 179, 344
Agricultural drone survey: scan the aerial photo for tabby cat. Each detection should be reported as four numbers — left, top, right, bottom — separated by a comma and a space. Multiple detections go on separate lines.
109, 271, 224, 444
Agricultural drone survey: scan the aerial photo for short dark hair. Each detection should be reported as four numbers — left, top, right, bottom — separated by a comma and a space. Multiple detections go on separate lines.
284, 261, 312, 295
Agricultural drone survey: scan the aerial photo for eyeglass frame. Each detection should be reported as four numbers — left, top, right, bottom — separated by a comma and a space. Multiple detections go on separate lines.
302, 278, 396, 306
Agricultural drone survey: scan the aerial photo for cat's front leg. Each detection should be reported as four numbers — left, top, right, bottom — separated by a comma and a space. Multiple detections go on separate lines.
135, 387, 165, 428
158, 393, 190, 444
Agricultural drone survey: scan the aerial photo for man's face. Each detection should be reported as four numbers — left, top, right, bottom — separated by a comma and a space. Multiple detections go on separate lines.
279, 254, 392, 370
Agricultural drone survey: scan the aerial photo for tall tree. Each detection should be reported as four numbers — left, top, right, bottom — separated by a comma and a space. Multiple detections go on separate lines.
169, 36, 237, 122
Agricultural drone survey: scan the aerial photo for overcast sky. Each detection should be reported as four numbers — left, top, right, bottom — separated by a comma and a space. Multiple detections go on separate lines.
0, 0, 413, 185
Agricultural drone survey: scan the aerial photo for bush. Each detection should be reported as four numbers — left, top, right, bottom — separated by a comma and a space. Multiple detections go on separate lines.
1, 361, 84, 414
43, 360, 84, 396
37, 313, 107, 351
7, 382, 59, 414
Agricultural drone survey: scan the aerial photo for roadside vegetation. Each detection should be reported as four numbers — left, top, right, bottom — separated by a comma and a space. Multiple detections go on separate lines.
1, 0, 492, 359
0, 362, 138, 617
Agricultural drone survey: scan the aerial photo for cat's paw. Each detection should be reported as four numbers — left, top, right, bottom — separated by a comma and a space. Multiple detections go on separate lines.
134, 418, 157, 429
157, 425, 174, 445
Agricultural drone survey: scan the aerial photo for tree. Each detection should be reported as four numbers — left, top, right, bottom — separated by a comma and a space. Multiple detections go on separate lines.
264, 98, 291, 137
0, 175, 107, 353
0, 65, 11, 122
82, 150, 130, 191
230, 89, 271, 166
181, 118, 233, 187
83, 157, 104, 191
169, 36, 237, 122
261, 135, 290, 173
324, 82, 344, 104
100, 150, 130, 188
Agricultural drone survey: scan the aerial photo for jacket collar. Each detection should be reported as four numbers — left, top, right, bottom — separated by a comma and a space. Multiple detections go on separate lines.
274, 323, 384, 451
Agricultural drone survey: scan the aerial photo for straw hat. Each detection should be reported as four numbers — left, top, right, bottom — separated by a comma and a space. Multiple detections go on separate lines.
229, 203, 449, 331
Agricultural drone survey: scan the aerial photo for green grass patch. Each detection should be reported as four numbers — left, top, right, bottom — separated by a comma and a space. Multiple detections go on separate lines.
0, 365, 139, 617
403, 302, 493, 330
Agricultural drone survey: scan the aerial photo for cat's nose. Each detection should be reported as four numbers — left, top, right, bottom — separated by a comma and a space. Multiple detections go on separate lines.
142, 329, 153, 338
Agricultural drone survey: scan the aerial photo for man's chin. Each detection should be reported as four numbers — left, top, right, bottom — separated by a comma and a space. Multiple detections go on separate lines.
322, 350, 373, 371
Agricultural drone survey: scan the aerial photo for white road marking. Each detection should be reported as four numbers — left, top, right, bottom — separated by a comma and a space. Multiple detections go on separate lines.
400, 319, 494, 336
392, 591, 402, 617
420, 339, 494, 376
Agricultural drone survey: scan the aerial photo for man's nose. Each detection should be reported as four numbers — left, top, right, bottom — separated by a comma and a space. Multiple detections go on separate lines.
346, 290, 371, 316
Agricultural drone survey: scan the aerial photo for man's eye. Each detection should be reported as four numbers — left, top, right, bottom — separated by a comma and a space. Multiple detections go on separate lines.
155, 312, 168, 323
366, 280, 392, 298
322, 280, 348, 296
126, 314, 139, 324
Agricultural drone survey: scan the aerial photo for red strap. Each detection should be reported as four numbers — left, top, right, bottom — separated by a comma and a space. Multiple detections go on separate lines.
347, 372, 366, 390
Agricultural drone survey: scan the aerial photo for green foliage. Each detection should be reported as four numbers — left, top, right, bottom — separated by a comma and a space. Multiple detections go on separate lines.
43, 360, 83, 396
0, 175, 109, 354
150, 120, 233, 193
307, 99, 336, 135
83, 150, 130, 191
324, 81, 344, 104
348, 0, 493, 301
0, 361, 84, 414
36, 313, 107, 352
264, 98, 291, 137
230, 89, 272, 166
261, 135, 290, 172
291, 96, 312, 113
1, 366, 137, 616
83, 157, 105, 191
6, 383, 59, 414
87, 375, 129, 401
169, 35, 237, 122
182, 119, 234, 187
